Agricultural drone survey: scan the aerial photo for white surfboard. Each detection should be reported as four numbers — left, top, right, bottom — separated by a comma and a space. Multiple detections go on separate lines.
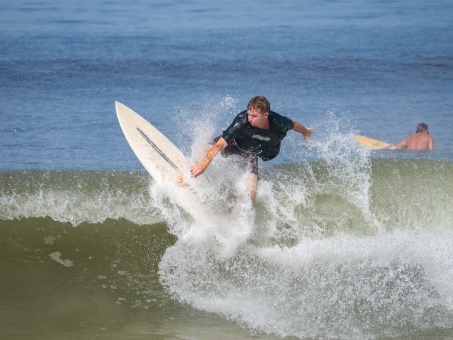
115, 101, 208, 220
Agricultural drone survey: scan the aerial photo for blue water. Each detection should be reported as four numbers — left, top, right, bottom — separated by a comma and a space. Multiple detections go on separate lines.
1, 0, 452, 170
1, 1, 453, 339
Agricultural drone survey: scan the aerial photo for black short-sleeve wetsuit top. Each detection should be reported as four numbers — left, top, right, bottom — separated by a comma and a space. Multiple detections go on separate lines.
222, 110, 294, 161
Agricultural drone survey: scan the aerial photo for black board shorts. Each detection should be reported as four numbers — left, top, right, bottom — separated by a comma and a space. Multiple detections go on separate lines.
211, 136, 259, 175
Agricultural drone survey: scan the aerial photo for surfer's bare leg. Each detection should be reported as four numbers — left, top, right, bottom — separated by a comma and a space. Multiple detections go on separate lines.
245, 173, 258, 201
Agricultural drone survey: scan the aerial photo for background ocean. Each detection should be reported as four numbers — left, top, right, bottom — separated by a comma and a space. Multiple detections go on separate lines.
1, 0, 452, 339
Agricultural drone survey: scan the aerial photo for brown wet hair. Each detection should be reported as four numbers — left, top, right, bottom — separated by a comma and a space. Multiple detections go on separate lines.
247, 96, 270, 114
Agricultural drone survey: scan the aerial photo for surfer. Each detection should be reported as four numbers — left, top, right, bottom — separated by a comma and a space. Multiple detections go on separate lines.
394, 123, 434, 151
190, 96, 313, 201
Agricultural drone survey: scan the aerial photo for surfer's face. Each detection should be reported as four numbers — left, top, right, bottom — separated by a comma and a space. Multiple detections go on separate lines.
247, 108, 269, 129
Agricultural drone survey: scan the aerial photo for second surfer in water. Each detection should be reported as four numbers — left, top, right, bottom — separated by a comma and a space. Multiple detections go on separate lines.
394, 123, 434, 151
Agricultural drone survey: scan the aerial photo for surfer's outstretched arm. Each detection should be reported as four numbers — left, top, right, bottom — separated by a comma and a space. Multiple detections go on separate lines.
190, 137, 227, 177
292, 120, 314, 140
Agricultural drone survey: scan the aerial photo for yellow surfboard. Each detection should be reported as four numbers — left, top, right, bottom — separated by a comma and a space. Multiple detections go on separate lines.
354, 134, 393, 150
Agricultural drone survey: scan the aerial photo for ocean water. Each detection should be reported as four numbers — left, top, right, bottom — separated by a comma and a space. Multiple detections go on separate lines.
1, 0, 452, 339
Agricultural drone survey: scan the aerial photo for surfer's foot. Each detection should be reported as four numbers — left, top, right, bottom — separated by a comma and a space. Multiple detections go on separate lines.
176, 175, 187, 187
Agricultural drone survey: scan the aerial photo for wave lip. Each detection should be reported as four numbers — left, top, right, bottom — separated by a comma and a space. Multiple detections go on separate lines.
1, 159, 452, 231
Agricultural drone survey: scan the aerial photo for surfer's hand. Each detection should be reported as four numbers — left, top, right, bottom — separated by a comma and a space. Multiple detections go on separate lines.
303, 127, 314, 140
190, 163, 205, 178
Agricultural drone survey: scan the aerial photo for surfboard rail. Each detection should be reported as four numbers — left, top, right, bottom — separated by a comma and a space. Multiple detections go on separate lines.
115, 101, 209, 220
